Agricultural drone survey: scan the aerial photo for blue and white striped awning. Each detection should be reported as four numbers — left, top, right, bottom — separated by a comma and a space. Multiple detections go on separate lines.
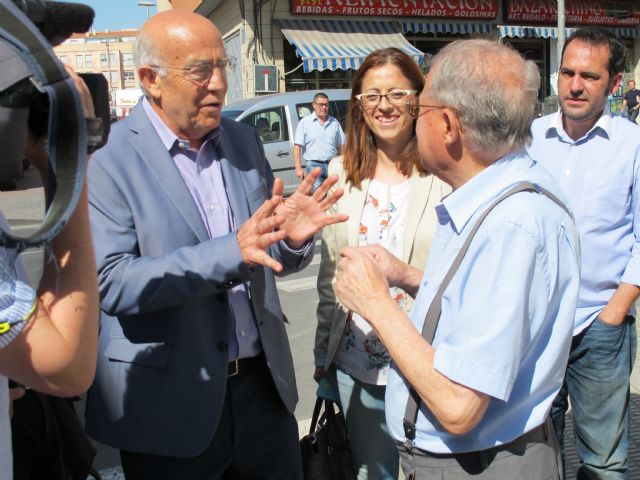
402, 22, 493, 35
611, 27, 640, 38
278, 19, 423, 73
498, 25, 575, 39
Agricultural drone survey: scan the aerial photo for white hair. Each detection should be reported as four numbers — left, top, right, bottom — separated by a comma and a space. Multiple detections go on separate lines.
428, 40, 540, 161
133, 28, 167, 96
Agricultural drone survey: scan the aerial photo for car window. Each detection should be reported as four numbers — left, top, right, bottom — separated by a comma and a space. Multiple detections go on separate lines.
222, 109, 244, 120
296, 100, 349, 129
240, 107, 289, 144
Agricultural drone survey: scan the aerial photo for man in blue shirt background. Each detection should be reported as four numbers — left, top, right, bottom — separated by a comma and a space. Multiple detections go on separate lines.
528, 27, 640, 479
334, 39, 579, 479
293, 92, 345, 191
622, 79, 640, 124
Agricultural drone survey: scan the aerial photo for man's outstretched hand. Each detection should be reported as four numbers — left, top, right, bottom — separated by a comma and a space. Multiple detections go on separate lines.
277, 167, 348, 249
237, 178, 288, 272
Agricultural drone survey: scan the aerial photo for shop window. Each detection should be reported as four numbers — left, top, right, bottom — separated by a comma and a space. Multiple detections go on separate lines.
123, 70, 135, 81
241, 107, 288, 144
75, 55, 84, 68
85, 54, 93, 68
502, 39, 548, 102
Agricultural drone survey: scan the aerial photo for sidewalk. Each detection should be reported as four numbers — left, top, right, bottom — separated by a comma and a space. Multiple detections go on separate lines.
93, 320, 640, 480
564, 318, 640, 479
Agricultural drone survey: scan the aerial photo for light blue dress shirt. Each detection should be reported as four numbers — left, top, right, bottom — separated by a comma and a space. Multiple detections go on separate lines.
294, 113, 345, 162
528, 108, 640, 335
385, 151, 580, 453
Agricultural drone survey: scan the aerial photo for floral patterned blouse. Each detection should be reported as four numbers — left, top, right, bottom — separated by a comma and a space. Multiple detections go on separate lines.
334, 178, 410, 385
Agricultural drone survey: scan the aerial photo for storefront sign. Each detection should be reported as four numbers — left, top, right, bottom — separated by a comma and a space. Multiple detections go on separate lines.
507, 0, 640, 26
290, 0, 498, 19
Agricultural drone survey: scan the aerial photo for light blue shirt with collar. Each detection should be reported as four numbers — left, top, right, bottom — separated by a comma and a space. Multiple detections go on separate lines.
528, 107, 640, 335
294, 112, 345, 162
385, 151, 580, 453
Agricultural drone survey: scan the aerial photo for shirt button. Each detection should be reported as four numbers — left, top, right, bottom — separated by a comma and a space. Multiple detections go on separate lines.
209, 204, 216, 211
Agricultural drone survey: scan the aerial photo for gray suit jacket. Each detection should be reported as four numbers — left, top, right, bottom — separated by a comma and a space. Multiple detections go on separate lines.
85, 104, 311, 457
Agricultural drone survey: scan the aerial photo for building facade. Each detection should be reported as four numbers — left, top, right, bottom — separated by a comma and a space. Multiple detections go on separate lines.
53, 29, 139, 116
164, 0, 639, 106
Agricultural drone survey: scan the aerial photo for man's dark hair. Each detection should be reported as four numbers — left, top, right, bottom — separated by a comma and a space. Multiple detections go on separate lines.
562, 26, 626, 80
313, 92, 328, 103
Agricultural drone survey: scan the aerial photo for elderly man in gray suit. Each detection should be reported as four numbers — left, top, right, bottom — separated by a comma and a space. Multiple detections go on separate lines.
84, 10, 347, 480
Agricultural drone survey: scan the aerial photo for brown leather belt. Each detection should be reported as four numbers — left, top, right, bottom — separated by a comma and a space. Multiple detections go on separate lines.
228, 352, 264, 378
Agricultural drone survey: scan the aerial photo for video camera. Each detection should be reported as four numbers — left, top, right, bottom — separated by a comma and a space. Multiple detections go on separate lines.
0, 0, 111, 250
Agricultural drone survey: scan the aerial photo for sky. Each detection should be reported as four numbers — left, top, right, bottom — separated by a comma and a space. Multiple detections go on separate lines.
66, 0, 158, 32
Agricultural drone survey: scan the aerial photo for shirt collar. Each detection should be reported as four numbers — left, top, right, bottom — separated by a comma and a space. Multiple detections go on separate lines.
142, 97, 222, 152
545, 104, 612, 142
312, 112, 331, 124
441, 150, 533, 234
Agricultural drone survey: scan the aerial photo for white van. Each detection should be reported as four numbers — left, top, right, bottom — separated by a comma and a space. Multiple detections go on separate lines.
222, 89, 351, 195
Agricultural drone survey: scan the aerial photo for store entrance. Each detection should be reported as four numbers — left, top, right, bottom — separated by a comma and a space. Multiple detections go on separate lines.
502, 39, 549, 101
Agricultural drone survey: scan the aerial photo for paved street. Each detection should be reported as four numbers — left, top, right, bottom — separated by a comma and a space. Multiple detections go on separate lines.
2, 170, 640, 479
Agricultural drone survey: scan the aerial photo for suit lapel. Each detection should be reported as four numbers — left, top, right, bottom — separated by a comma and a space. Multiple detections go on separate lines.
216, 132, 251, 226
345, 179, 370, 247
403, 174, 435, 262
129, 107, 209, 242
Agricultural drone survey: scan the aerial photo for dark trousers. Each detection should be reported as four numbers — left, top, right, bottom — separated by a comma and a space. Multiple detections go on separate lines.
120, 355, 302, 480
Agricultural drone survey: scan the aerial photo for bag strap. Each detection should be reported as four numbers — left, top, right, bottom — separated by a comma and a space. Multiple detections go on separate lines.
402, 181, 571, 447
309, 396, 325, 435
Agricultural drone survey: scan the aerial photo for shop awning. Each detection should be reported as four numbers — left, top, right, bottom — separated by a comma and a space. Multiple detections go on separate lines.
499, 25, 639, 39
610, 27, 639, 39
402, 22, 493, 35
498, 25, 575, 39
278, 19, 424, 73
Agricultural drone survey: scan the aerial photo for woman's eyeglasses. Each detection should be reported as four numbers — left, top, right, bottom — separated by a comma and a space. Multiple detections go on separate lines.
354, 89, 417, 109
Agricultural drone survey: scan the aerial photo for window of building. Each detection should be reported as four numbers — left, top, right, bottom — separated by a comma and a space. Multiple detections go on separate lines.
85, 54, 93, 67
59, 55, 68, 64
75, 55, 84, 68
123, 70, 135, 81
100, 53, 117, 67
122, 53, 134, 66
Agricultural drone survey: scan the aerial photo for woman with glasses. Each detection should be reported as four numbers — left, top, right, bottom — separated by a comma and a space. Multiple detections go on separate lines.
314, 48, 449, 480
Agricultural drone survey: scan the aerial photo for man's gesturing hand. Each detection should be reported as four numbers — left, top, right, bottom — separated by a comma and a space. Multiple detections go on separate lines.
334, 246, 392, 325
237, 178, 288, 272
277, 167, 348, 249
